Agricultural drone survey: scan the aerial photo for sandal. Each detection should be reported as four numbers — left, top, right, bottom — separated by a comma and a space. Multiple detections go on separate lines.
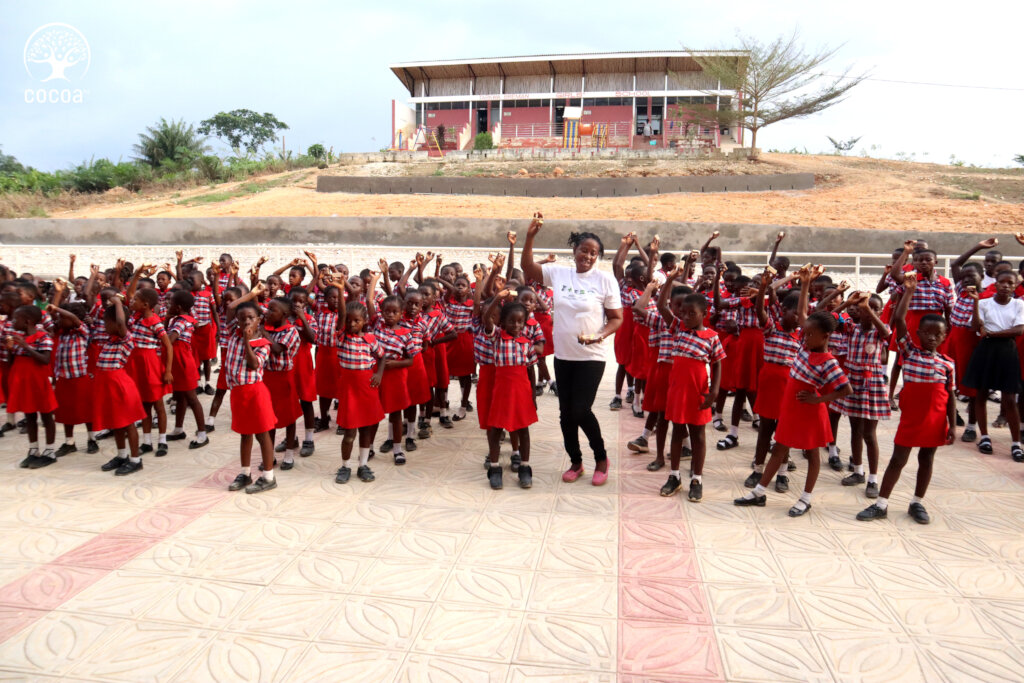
716, 434, 739, 451
712, 417, 727, 432
978, 436, 993, 454
646, 460, 665, 472
1012, 444, 1024, 463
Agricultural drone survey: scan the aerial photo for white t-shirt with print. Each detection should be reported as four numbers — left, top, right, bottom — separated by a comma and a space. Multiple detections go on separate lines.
978, 297, 1024, 333
542, 264, 621, 361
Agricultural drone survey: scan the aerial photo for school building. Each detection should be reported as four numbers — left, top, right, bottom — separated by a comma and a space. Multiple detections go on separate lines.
389, 50, 747, 153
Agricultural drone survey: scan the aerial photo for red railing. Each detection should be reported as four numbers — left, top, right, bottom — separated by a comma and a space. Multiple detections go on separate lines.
498, 122, 634, 138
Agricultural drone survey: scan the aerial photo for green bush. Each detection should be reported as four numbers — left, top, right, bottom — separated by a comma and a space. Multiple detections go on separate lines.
473, 132, 494, 150
307, 143, 326, 161
197, 155, 223, 182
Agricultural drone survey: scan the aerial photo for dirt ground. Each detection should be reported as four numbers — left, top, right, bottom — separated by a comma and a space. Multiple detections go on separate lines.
45, 154, 1024, 232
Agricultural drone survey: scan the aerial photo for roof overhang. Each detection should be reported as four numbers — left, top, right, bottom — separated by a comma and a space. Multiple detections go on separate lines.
389, 50, 748, 95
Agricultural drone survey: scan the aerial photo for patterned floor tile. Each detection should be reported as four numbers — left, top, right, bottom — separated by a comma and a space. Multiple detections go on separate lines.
619, 577, 710, 624
441, 565, 533, 610
0, 611, 125, 676
414, 603, 522, 661
706, 583, 807, 629
318, 595, 430, 649
275, 551, 375, 592
144, 577, 256, 628
461, 535, 543, 571
194, 544, 298, 584
59, 570, 178, 619
815, 631, 938, 682
973, 599, 1024, 641
620, 544, 700, 581
792, 587, 902, 633
618, 620, 721, 679
226, 585, 345, 639
930, 559, 1024, 599
119, 537, 224, 576
507, 665, 615, 682
396, 654, 507, 682
69, 621, 211, 682
527, 571, 617, 617
170, 632, 306, 683
538, 540, 617, 575
0, 564, 108, 610
355, 557, 452, 601
284, 642, 405, 683
475, 509, 550, 537
696, 549, 785, 585
514, 613, 615, 671
716, 626, 832, 682
381, 529, 469, 562
913, 636, 1024, 683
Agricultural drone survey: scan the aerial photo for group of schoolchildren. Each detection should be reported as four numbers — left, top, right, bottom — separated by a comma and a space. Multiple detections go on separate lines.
3, 226, 1022, 523
0, 238, 554, 493
611, 231, 1024, 524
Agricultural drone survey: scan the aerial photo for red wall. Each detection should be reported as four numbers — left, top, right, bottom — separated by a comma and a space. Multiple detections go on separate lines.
499, 106, 551, 126
423, 110, 471, 130
581, 105, 632, 123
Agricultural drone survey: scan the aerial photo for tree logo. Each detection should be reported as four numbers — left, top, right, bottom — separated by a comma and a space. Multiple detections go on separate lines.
23, 23, 90, 83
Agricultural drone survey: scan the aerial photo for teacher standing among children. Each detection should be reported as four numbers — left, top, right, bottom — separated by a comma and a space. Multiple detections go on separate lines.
520, 212, 623, 486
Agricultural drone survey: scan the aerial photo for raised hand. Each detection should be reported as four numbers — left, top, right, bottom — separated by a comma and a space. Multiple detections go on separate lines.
507, 231, 517, 246
473, 264, 484, 280
775, 231, 786, 244
527, 211, 544, 237
904, 273, 918, 290
539, 254, 556, 264
979, 237, 999, 249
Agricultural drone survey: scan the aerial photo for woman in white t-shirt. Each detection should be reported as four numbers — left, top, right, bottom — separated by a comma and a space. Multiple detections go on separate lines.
521, 212, 623, 486
963, 269, 1024, 459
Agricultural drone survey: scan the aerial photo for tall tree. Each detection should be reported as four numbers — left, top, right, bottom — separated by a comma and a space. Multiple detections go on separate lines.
133, 118, 208, 168
685, 31, 868, 154
198, 110, 289, 158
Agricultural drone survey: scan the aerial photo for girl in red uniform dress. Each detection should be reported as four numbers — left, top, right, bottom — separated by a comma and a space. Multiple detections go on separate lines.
396, 287, 430, 454
314, 284, 342, 432
47, 300, 97, 456
6, 305, 58, 468
126, 280, 173, 457
224, 300, 278, 494
472, 262, 500, 447
164, 290, 209, 449
445, 274, 477, 420
833, 292, 891, 496
186, 268, 218, 395
263, 297, 302, 469
710, 267, 741, 431
611, 233, 644, 411
370, 289, 415, 465
94, 296, 146, 476
288, 288, 319, 455
532, 276, 555, 394
206, 282, 242, 434
333, 298, 387, 484
483, 294, 538, 490
858, 273, 955, 524
420, 281, 457, 431
658, 273, 724, 503
746, 276, 804, 492
714, 271, 763, 452
947, 266, 982, 441
735, 265, 853, 517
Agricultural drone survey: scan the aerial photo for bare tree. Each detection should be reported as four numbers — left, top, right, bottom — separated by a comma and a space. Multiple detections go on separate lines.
685, 31, 868, 155
827, 135, 862, 155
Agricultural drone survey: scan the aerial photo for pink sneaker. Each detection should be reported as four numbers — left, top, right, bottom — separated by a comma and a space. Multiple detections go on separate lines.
562, 466, 584, 483
592, 469, 609, 486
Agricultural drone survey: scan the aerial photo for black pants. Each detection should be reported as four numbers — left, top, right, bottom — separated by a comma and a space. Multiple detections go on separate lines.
554, 358, 606, 467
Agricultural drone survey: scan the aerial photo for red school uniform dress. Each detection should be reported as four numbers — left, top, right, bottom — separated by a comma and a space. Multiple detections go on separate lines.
224, 330, 276, 435
86, 299, 107, 376
126, 313, 171, 402
947, 283, 978, 396
263, 322, 303, 429
532, 284, 555, 358
894, 334, 954, 448
640, 310, 674, 414
774, 347, 850, 450
155, 287, 172, 319
0, 317, 12, 404
53, 325, 93, 426
398, 313, 432, 407
335, 331, 386, 429
752, 321, 802, 421
486, 329, 538, 432
6, 330, 58, 415
445, 297, 476, 377
730, 297, 766, 392
291, 312, 319, 404
214, 305, 233, 391
191, 288, 218, 363
92, 333, 146, 431
167, 315, 200, 393
472, 317, 495, 430
713, 296, 741, 392
373, 321, 415, 415
665, 325, 726, 426
314, 307, 342, 401
896, 273, 953, 353
627, 296, 657, 382
424, 306, 455, 389
834, 324, 891, 421
615, 283, 640, 368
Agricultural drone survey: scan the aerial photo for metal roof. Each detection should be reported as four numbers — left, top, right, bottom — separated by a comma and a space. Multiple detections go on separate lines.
389, 50, 747, 95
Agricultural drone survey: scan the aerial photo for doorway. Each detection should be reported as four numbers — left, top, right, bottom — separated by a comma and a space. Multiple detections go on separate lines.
477, 107, 488, 134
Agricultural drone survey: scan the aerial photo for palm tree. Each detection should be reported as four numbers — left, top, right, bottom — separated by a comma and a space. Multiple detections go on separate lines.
133, 118, 209, 168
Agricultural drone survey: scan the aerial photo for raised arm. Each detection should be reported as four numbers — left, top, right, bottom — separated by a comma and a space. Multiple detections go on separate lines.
699, 230, 720, 258
519, 212, 545, 284
754, 267, 772, 327
111, 295, 128, 337
396, 258, 417, 298
68, 253, 76, 283
227, 282, 265, 311
889, 240, 916, 285
856, 293, 891, 341
471, 264, 487, 315
366, 272, 382, 321
612, 231, 634, 283
633, 280, 659, 319
645, 236, 660, 285
767, 231, 785, 266
505, 233, 516, 280
656, 266, 682, 323
952, 238, 997, 281
796, 264, 813, 327
891, 273, 916, 339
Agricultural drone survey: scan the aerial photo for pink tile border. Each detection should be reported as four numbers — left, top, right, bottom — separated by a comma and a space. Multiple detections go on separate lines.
0, 465, 236, 643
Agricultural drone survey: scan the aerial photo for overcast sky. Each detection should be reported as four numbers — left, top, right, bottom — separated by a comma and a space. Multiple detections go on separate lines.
2, 0, 1021, 171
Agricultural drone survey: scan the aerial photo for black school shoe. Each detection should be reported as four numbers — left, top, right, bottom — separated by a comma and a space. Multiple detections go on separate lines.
335, 466, 351, 484
518, 465, 533, 489
156, 443, 168, 457
1012, 444, 1024, 463
609, 397, 623, 411
101, 455, 127, 472
228, 473, 252, 491
245, 476, 277, 494
86, 439, 99, 454
688, 479, 703, 502
54, 443, 77, 457
487, 466, 503, 490
856, 503, 888, 521
404, 437, 418, 452
743, 471, 761, 488
314, 417, 330, 433
139, 443, 154, 454
357, 465, 375, 482
165, 432, 187, 441
775, 475, 789, 493
299, 441, 315, 457
660, 475, 682, 497
841, 472, 865, 486
827, 455, 842, 471
510, 453, 522, 473
274, 439, 287, 453
978, 436, 993, 454
203, 384, 216, 396
28, 455, 57, 469
908, 502, 931, 524
379, 439, 394, 453
734, 493, 767, 507
188, 438, 209, 450
114, 459, 144, 476
787, 502, 812, 517
646, 460, 664, 472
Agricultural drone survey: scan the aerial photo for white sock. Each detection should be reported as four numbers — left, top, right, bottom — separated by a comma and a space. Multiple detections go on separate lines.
284, 449, 295, 464
304, 429, 314, 442
359, 447, 370, 466
143, 434, 152, 446
406, 420, 415, 436
242, 466, 251, 477
441, 408, 449, 418
967, 422, 976, 430
867, 473, 877, 484
800, 491, 812, 504
633, 394, 642, 409
393, 441, 404, 455
207, 416, 216, 426
627, 383, 634, 392
88, 431, 96, 440
615, 393, 622, 400
752, 413, 759, 421
692, 474, 702, 483
754, 464, 764, 473
512, 450, 521, 458
171, 427, 185, 435
158, 433, 167, 444
42, 447, 56, 459
263, 468, 275, 482
713, 412, 721, 421
1014, 442, 1022, 449
129, 455, 141, 464
640, 428, 651, 439
64, 437, 74, 446
875, 496, 889, 510
7, 414, 16, 425
910, 495, 923, 505
744, 483, 767, 499
681, 436, 691, 449
855, 464, 864, 475
29, 441, 38, 450
195, 430, 207, 442
117, 448, 128, 458
670, 469, 680, 478
828, 443, 838, 458
729, 425, 738, 437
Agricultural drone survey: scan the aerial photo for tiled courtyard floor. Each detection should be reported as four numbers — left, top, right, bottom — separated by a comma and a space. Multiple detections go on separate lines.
1, 352, 1023, 682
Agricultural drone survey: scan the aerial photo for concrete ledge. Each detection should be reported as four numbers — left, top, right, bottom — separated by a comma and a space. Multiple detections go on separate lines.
315, 173, 814, 197
0, 217, 983, 254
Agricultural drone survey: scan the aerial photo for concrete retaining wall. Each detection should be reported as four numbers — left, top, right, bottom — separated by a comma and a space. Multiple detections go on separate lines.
316, 173, 814, 198
0, 217, 985, 255
334, 147, 757, 165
